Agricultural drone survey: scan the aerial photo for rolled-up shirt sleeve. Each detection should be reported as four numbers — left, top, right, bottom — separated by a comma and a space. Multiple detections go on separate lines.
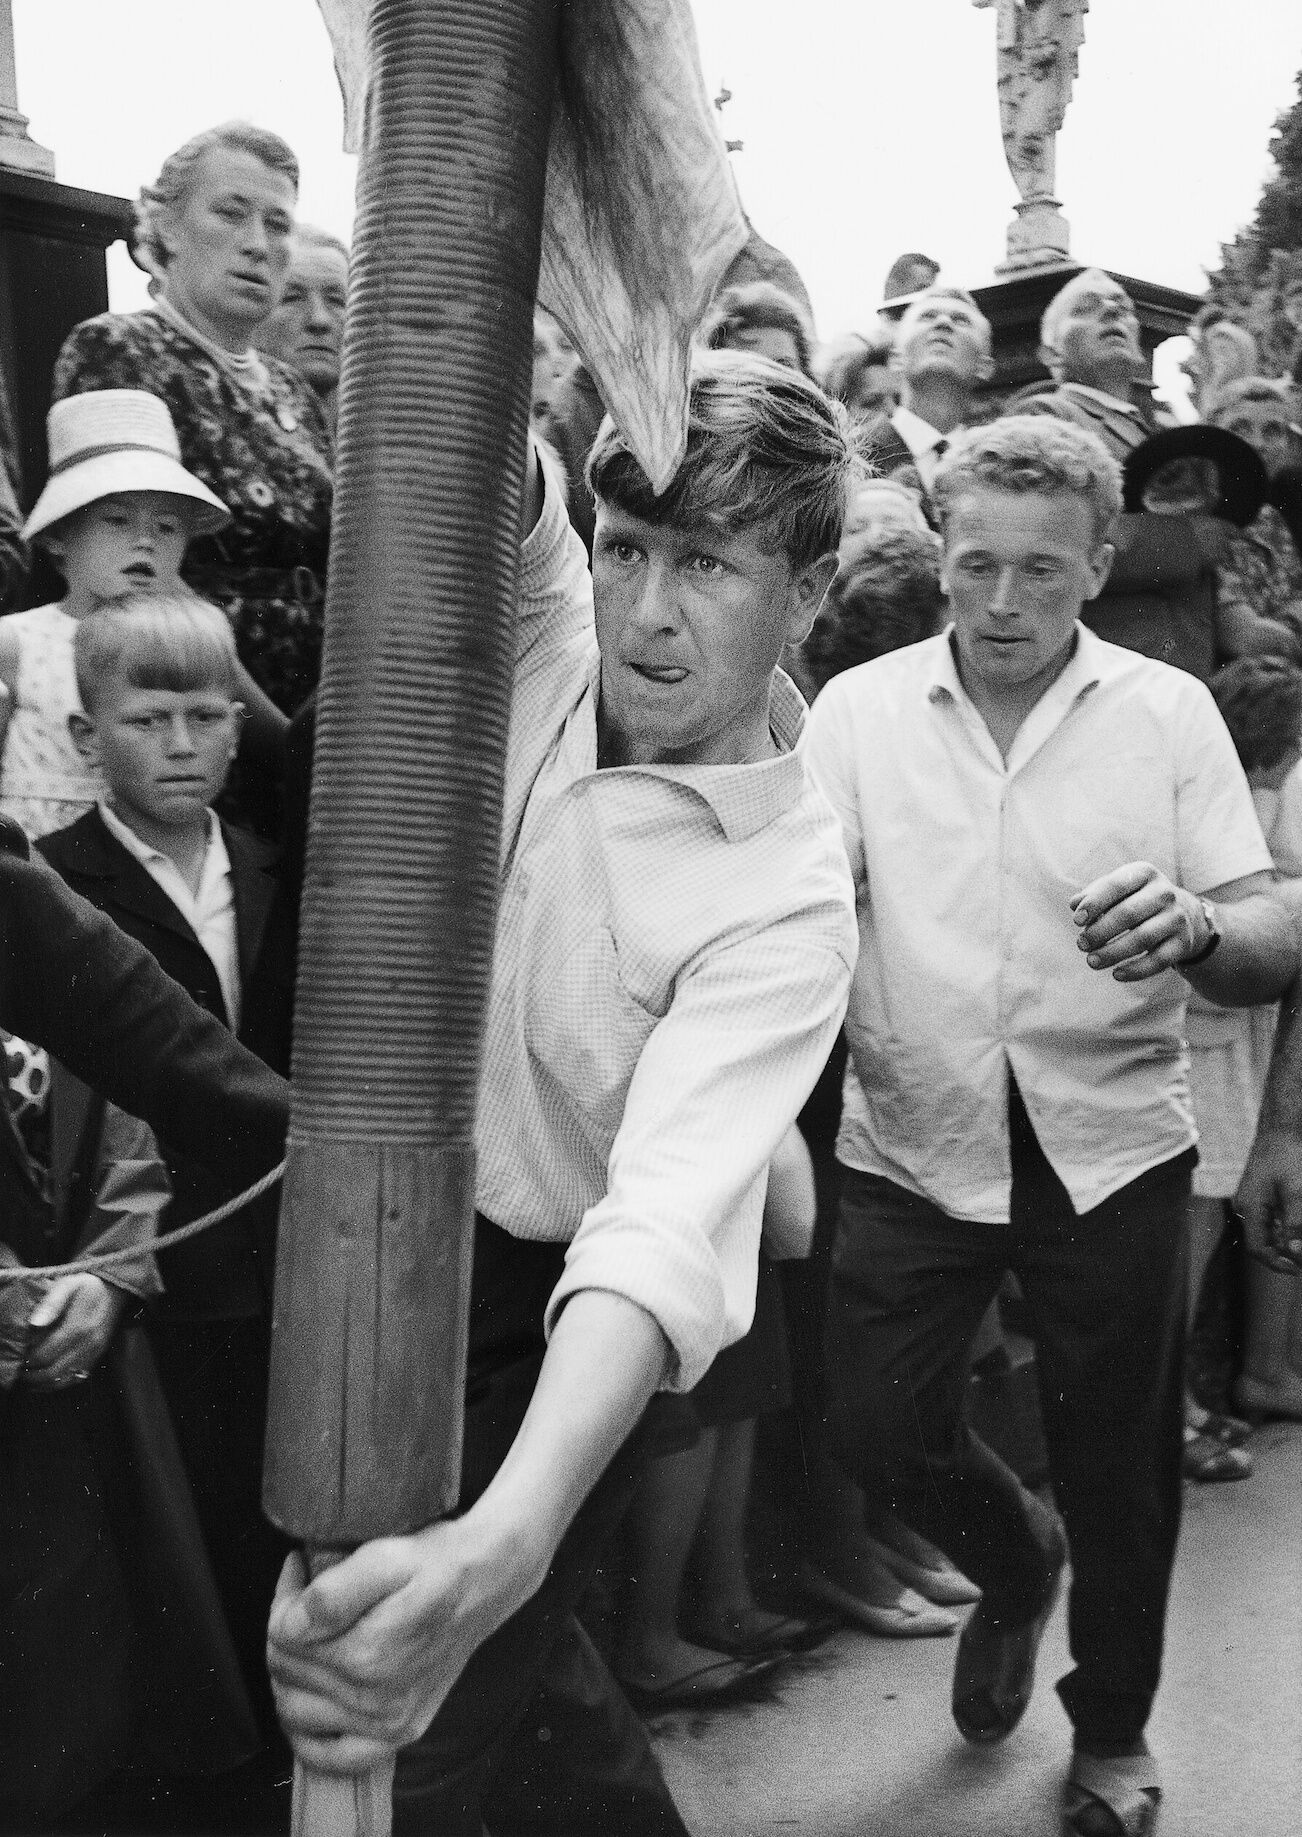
544, 921, 853, 1390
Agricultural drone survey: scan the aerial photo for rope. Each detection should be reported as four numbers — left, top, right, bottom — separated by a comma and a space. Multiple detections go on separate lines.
0, 1159, 287, 1282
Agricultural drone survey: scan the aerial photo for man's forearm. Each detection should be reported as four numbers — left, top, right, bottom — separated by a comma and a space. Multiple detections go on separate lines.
1183, 890, 1299, 1007
459, 1289, 669, 1613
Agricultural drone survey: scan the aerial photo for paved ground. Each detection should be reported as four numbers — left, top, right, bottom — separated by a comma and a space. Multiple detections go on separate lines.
653, 1421, 1302, 1836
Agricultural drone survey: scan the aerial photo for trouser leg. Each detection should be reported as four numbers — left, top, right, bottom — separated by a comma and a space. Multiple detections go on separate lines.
483, 1616, 690, 1836
1008, 1095, 1191, 1751
394, 1218, 685, 1836
823, 1170, 1060, 1622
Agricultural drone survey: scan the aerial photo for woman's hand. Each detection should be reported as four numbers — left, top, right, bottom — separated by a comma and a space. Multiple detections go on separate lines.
22, 1275, 126, 1388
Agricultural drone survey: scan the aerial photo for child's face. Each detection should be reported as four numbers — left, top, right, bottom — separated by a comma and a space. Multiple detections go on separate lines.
48, 493, 190, 602
76, 676, 241, 833
1140, 457, 1219, 517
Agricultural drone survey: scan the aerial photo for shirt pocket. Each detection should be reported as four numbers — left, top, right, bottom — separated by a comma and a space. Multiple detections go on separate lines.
524, 925, 661, 1150
1029, 753, 1176, 892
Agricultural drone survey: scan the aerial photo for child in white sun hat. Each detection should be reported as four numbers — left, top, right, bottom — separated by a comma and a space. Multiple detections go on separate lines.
0, 390, 233, 839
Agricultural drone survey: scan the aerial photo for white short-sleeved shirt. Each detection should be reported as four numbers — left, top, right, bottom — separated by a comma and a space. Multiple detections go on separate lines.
804, 625, 1273, 1221
475, 470, 858, 1388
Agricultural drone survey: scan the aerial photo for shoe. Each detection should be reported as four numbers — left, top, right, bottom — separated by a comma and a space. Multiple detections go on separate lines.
865, 1534, 984, 1607
1185, 1400, 1252, 1448
1062, 1748, 1161, 1834
682, 1608, 838, 1658
617, 1651, 780, 1711
1181, 1426, 1251, 1483
799, 1560, 957, 1638
862, 1511, 984, 1605
951, 1516, 1067, 1744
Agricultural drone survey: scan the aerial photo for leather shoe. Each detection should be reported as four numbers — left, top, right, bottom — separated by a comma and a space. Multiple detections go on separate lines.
952, 1515, 1067, 1744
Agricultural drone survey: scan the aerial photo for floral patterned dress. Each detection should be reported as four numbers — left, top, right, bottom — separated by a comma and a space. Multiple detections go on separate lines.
53, 310, 334, 715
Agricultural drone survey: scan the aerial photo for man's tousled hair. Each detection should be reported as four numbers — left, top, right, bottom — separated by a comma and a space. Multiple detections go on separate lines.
931, 415, 1123, 542
587, 350, 860, 569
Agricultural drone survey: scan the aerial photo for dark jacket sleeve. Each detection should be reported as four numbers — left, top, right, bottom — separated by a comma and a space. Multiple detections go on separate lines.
0, 851, 288, 1187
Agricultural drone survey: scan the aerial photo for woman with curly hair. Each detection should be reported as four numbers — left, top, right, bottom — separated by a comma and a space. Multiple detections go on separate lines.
53, 123, 333, 721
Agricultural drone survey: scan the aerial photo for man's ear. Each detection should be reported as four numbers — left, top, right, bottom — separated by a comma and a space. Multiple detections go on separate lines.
788, 551, 840, 645
1085, 541, 1115, 601
1038, 340, 1063, 382
976, 346, 996, 386
68, 710, 100, 766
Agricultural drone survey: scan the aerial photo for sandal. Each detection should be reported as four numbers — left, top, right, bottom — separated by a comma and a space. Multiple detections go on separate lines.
1181, 1425, 1251, 1483
1062, 1750, 1161, 1835
617, 1650, 779, 1711
1185, 1400, 1252, 1448
682, 1608, 838, 1658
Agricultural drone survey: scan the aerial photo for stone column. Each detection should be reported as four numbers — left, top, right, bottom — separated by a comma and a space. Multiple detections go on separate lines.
0, 2, 54, 177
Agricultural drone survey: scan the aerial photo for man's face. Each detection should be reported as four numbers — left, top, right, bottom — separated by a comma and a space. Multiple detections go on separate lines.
76, 679, 242, 831
1049, 276, 1143, 389
943, 487, 1112, 706
591, 505, 830, 766
1216, 398, 1301, 479
49, 493, 189, 601
257, 240, 349, 394
847, 362, 896, 419
724, 323, 805, 373
894, 294, 992, 391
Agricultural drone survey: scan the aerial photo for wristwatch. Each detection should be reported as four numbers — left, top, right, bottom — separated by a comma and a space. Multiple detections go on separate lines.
1181, 897, 1222, 968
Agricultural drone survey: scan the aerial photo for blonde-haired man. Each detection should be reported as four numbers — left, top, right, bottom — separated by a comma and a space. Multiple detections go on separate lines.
806, 413, 1296, 1835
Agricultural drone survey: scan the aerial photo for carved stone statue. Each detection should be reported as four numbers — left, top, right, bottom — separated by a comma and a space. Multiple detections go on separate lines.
973, 0, 1088, 271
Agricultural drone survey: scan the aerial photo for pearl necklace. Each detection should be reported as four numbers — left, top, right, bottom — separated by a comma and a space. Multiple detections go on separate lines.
151, 294, 271, 394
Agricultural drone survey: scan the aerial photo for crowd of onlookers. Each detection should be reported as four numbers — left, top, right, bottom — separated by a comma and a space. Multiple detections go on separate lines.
2, 111, 1302, 1836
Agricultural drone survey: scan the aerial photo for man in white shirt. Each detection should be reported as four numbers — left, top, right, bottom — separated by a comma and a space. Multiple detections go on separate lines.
805, 414, 1296, 1837
266, 352, 859, 1832
867, 286, 994, 497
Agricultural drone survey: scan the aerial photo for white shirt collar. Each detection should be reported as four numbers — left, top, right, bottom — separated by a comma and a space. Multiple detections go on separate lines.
891, 404, 948, 461
99, 800, 228, 882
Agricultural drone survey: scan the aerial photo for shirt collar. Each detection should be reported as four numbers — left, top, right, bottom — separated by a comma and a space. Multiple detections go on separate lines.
924, 622, 1111, 712
582, 664, 811, 844
99, 800, 228, 883
1059, 381, 1141, 418
891, 404, 947, 460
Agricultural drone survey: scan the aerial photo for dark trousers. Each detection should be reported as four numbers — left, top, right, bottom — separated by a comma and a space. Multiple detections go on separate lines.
393, 1217, 688, 1837
824, 1090, 1192, 1750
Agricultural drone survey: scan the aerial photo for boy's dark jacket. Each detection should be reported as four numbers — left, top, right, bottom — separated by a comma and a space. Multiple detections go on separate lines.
38, 809, 279, 1320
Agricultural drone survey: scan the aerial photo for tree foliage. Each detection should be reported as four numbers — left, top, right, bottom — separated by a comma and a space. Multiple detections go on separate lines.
1208, 68, 1302, 375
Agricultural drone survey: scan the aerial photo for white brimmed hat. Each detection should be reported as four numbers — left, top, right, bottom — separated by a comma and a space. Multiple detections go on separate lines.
24, 389, 230, 541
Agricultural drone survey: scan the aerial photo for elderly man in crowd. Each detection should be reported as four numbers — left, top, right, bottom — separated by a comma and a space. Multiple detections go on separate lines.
1021, 269, 1268, 679
865, 285, 993, 502
806, 414, 1296, 1837
256, 224, 349, 433
265, 353, 858, 1835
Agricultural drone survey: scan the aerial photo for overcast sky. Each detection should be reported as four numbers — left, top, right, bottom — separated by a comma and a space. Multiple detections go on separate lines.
11, 0, 1302, 340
